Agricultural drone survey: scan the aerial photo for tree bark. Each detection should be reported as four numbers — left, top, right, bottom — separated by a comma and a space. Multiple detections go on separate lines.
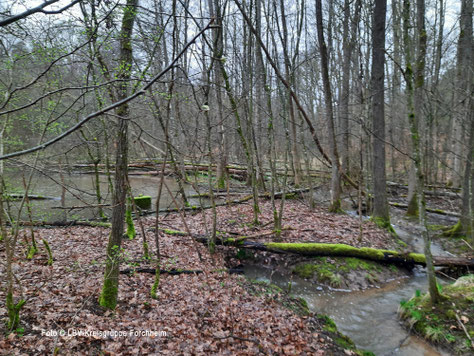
403, 0, 442, 304
99, 0, 138, 310
371, 0, 390, 226
315, 0, 342, 212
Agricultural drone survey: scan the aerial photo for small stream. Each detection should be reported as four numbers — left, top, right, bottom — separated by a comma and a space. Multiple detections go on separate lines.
244, 221, 453, 356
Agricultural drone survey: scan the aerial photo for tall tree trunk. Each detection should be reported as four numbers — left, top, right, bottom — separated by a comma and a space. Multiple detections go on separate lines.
212, 0, 227, 190
339, 0, 360, 175
403, 0, 441, 304
99, 0, 138, 310
315, 0, 342, 212
454, 0, 473, 236
458, 119, 474, 241
370, 0, 390, 227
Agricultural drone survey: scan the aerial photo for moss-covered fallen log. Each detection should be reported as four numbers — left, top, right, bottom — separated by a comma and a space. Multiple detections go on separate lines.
257, 242, 473, 268
203, 235, 473, 269
244, 242, 427, 267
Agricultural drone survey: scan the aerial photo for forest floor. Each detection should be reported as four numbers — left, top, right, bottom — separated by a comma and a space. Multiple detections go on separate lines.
0, 198, 401, 355
0, 196, 470, 355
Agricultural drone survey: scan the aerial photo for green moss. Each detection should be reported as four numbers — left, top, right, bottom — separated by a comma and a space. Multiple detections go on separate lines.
397, 239, 408, 248
344, 257, 375, 271
406, 194, 419, 217
26, 245, 37, 260
294, 257, 385, 286
99, 279, 119, 310
88, 221, 112, 228
320, 314, 338, 333
217, 176, 226, 190
125, 200, 136, 240
6, 292, 26, 331
428, 224, 447, 231
265, 242, 426, 265
334, 336, 354, 349
150, 269, 160, 299
142, 241, 150, 260
134, 195, 151, 210
443, 221, 469, 238
371, 216, 396, 235
293, 263, 319, 279
42, 239, 53, 266
328, 200, 344, 213
162, 228, 187, 236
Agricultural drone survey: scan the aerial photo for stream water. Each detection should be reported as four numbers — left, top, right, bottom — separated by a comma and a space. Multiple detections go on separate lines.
244, 221, 453, 356
3, 170, 199, 221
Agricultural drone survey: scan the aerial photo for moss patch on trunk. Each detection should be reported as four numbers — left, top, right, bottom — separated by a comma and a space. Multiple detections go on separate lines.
134, 195, 152, 210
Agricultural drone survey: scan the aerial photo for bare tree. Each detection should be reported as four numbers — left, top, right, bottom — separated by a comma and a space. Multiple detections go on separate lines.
99, 0, 139, 310
371, 0, 391, 228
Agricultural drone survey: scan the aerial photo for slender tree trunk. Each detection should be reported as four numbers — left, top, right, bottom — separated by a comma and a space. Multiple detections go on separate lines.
212, 0, 227, 190
403, 0, 441, 304
339, 0, 355, 175
459, 119, 474, 240
455, 0, 473, 236
99, 0, 138, 310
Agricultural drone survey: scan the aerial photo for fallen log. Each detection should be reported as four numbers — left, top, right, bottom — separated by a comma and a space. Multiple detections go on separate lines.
389, 201, 460, 217
51, 204, 110, 210
228, 241, 426, 267
7, 193, 59, 200
183, 229, 474, 268
120, 267, 244, 275
387, 181, 462, 193
157, 227, 474, 268
15, 220, 111, 228
120, 268, 203, 275
240, 242, 474, 268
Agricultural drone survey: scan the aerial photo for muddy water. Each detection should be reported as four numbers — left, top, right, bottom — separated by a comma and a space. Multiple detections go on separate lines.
3, 171, 199, 221
244, 222, 452, 356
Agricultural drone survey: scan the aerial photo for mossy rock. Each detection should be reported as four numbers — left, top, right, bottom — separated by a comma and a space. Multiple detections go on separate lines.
134, 195, 152, 210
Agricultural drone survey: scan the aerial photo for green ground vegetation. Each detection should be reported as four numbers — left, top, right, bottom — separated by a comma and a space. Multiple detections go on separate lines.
371, 216, 396, 235
399, 275, 474, 354
292, 257, 385, 288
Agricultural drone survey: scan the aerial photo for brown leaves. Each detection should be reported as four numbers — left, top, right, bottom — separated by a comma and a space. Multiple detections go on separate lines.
0, 200, 379, 355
